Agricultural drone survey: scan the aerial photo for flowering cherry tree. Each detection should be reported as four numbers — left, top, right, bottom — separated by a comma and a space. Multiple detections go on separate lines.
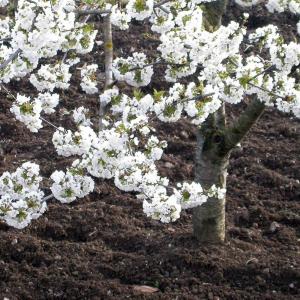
0, 0, 299, 243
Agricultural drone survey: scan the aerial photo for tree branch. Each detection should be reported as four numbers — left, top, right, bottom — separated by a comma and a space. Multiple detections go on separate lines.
99, 15, 113, 131
75, 8, 110, 17
75, 0, 172, 17
104, 15, 113, 90
222, 96, 265, 155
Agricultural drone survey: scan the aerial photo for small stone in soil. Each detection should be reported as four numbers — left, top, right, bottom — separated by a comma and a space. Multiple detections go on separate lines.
164, 162, 174, 168
269, 221, 280, 233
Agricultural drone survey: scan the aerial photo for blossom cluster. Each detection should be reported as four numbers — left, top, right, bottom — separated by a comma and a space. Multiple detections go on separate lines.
73, 106, 92, 126
10, 93, 59, 132
47, 84, 215, 223
30, 63, 72, 92
109, 3, 299, 118
266, 0, 300, 14
50, 160, 94, 203
0, 0, 97, 84
0, 0, 8, 7
52, 126, 97, 157
112, 52, 154, 87
0, 162, 45, 229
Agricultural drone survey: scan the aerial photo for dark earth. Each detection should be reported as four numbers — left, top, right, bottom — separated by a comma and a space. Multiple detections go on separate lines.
0, 2, 299, 299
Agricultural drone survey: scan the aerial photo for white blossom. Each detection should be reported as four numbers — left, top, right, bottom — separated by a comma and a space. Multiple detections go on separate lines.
80, 64, 99, 94
10, 94, 43, 132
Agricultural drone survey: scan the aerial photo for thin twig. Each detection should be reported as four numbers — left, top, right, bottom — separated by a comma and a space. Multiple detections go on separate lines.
0, 37, 12, 43
0, 48, 21, 70
127, 60, 187, 72
42, 194, 54, 203
248, 82, 285, 99
250, 64, 276, 81
39, 116, 62, 131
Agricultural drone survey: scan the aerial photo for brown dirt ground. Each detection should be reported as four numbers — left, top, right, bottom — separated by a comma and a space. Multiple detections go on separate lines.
0, 2, 299, 299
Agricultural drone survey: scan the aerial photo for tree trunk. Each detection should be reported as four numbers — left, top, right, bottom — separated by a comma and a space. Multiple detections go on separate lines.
203, 0, 228, 30
192, 0, 229, 243
192, 96, 265, 243
193, 118, 229, 243
191, 0, 268, 243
